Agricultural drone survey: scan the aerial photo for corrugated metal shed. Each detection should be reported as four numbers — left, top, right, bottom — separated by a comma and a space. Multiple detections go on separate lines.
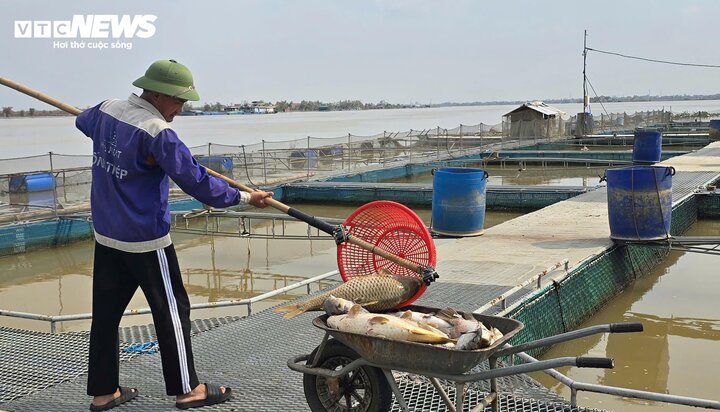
504, 101, 566, 118
504, 101, 567, 138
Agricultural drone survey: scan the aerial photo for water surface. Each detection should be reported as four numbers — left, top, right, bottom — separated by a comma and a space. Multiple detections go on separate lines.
533, 220, 720, 411
0, 205, 522, 332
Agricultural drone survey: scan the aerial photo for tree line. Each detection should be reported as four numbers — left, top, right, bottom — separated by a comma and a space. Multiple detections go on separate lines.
180, 100, 417, 113
1, 106, 73, 118
5, 93, 720, 118
2, 100, 416, 117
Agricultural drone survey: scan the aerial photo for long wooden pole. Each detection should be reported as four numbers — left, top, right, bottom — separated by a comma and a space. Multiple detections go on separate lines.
0, 77, 82, 116
0, 76, 434, 279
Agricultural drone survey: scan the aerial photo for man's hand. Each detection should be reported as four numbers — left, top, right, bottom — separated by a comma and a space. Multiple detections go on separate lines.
248, 190, 274, 208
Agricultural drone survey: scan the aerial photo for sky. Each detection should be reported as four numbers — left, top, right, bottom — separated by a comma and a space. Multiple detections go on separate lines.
1, 0, 719, 110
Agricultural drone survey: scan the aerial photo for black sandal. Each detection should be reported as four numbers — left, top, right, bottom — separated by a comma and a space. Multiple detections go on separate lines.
89, 387, 138, 411
175, 383, 232, 410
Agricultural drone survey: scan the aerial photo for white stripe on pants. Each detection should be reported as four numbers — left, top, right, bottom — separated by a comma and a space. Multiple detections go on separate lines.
157, 248, 191, 393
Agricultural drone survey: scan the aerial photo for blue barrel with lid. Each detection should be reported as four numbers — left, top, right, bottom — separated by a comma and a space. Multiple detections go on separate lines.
288, 149, 318, 169
606, 165, 673, 241
632, 130, 662, 164
9, 173, 55, 193
709, 120, 720, 140
431, 168, 488, 237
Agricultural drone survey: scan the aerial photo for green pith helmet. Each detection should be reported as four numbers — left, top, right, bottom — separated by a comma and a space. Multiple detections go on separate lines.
132, 59, 200, 101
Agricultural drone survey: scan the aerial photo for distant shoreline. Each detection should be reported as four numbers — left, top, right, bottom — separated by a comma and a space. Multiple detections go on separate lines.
3, 95, 720, 118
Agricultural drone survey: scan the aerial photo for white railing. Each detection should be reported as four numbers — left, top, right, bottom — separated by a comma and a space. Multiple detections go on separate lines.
0, 270, 341, 333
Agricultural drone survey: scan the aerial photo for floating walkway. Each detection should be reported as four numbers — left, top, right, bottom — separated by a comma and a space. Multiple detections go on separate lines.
433, 143, 719, 302
281, 182, 597, 210
0, 183, 597, 256
2, 143, 720, 411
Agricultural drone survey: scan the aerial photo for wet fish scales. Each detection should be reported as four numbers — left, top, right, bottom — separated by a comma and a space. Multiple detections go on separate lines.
327, 305, 451, 344
274, 274, 420, 319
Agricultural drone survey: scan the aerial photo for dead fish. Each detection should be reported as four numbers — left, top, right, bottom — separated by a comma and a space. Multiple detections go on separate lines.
322, 295, 368, 316
274, 269, 421, 319
455, 325, 505, 350
387, 310, 453, 332
455, 325, 492, 350
327, 304, 452, 344
455, 331, 480, 350
437, 307, 481, 339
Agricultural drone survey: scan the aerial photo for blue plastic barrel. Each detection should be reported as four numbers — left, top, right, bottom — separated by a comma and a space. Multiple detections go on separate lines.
606, 165, 674, 241
632, 130, 662, 164
431, 168, 488, 236
709, 120, 720, 140
288, 150, 319, 169
197, 156, 233, 173
9, 173, 55, 193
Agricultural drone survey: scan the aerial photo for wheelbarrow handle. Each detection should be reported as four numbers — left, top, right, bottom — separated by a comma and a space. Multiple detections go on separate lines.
287, 354, 370, 378
609, 322, 644, 333
492, 322, 644, 358
576, 357, 614, 369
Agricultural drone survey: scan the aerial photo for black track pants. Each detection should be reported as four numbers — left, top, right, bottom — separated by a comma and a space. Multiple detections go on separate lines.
87, 242, 199, 396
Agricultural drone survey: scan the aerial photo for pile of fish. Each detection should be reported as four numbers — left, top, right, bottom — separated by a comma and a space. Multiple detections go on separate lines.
274, 269, 504, 350
324, 296, 504, 350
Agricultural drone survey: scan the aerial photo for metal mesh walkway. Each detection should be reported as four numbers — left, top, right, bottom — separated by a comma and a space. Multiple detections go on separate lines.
393, 373, 602, 412
0, 316, 241, 404
1, 283, 600, 411
0, 328, 99, 403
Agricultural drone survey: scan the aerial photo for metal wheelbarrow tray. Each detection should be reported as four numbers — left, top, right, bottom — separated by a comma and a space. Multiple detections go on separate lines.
289, 304, 638, 412
311, 305, 524, 375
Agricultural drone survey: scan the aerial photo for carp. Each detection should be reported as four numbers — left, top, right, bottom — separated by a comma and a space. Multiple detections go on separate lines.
274, 269, 421, 319
322, 295, 368, 316
327, 304, 452, 344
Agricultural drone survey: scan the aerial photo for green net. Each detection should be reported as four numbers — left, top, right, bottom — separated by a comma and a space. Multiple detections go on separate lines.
508, 196, 699, 356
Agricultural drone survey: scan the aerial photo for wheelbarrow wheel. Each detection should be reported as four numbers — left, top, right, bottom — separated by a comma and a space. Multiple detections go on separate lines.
303, 339, 392, 412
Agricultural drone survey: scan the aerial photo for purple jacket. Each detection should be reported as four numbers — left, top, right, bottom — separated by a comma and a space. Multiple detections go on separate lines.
76, 94, 248, 252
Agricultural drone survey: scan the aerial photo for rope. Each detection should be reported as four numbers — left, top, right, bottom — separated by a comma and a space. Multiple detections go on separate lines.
624, 245, 640, 280
181, 207, 228, 219
182, 209, 208, 219
551, 280, 567, 332
122, 341, 158, 354
631, 167, 641, 240
654, 167, 672, 240
241, 145, 258, 188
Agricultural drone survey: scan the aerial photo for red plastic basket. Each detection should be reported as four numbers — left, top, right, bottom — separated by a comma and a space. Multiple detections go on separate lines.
337, 200, 436, 307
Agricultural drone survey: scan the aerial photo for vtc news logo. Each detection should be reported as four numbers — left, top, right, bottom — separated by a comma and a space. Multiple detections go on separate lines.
14, 15, 157, 38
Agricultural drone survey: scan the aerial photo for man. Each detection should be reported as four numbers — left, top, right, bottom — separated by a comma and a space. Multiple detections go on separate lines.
76, 59, 273, 410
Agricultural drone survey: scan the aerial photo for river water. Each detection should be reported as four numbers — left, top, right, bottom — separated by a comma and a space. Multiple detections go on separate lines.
1, 100, 720, 158
534, 219, 720, 411
0, 103, 718, 410
0, 206, 523, 333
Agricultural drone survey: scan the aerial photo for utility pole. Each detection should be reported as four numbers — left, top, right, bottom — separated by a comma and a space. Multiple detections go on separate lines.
583, 30, 588, 113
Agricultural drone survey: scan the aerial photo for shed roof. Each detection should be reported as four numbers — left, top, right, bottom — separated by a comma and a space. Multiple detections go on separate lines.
504, 101, 566, 117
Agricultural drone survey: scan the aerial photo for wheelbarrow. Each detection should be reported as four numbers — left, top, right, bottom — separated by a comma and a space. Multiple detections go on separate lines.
287, 305, 643, 412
